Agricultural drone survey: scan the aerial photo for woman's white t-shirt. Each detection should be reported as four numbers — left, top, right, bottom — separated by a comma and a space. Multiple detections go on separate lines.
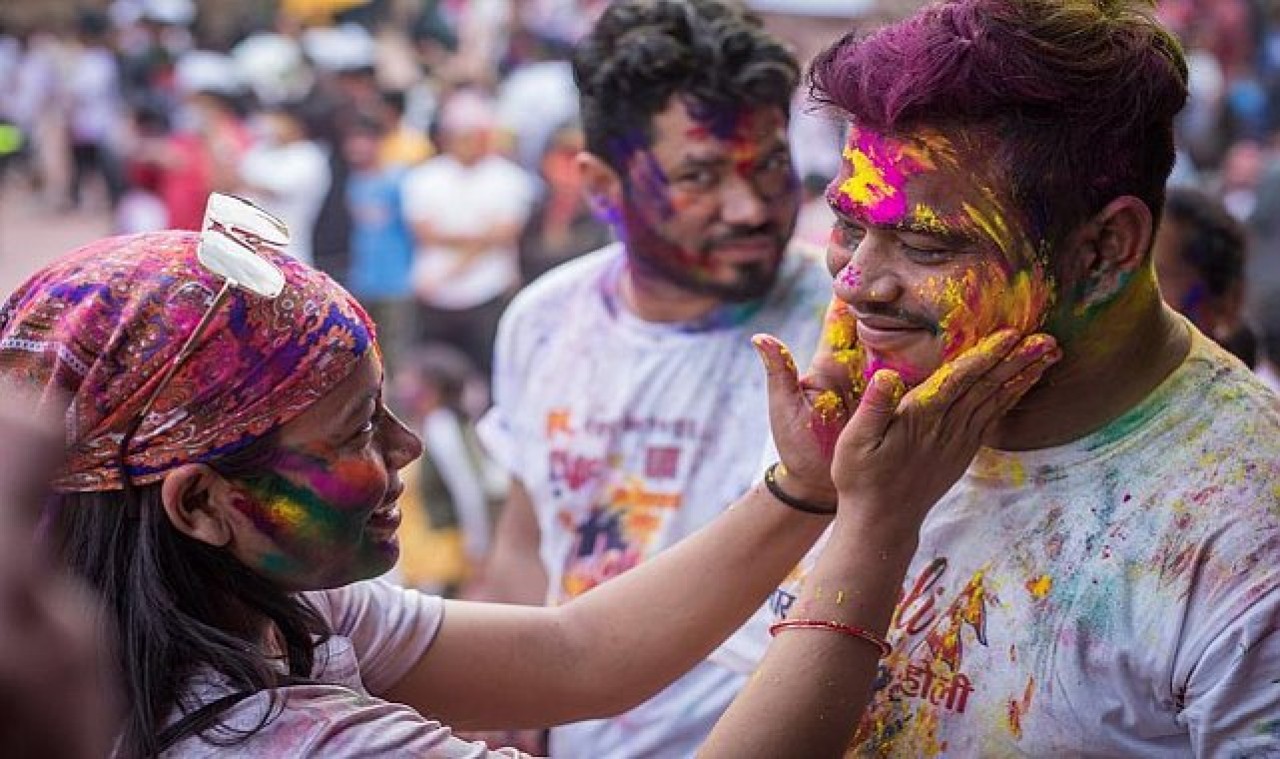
161, 579, 526, 758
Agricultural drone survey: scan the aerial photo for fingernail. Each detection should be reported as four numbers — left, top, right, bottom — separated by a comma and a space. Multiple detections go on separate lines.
872, 368, 905, 403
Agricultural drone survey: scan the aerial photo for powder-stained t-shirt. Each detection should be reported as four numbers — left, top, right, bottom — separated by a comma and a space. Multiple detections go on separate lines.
477, 242, 832, 759
161, 579, 526, 758
720, 328, 1280, 757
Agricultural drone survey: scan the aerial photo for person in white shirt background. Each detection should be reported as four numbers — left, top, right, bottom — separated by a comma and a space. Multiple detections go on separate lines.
402, 89, 536, 375
238, 103, 331, 267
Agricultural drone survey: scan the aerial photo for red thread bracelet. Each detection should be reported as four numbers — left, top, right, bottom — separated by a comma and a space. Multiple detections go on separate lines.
768, 619, 892, 657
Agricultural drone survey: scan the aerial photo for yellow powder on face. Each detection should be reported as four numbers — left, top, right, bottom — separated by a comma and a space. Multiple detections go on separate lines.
936, 265, 1055, 361
824, 310, 856, 351
839, 144, 897, 210
1025, 574, 1052, 599
914, 130, 957, 165
821, 300, 868, 391
267, 495, 307, 529
962, 200, 1016, 258
913, 203, 953, 236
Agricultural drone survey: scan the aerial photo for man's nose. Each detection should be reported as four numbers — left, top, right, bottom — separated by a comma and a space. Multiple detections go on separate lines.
719, 173, 770, 228
832, 231, 904, 308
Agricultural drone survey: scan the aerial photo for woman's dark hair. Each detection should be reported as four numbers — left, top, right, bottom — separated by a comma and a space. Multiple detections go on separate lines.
573, 0, 800, 172
47, 432, 330, 758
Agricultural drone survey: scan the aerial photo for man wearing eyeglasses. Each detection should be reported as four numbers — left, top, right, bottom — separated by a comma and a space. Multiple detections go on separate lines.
472, 2, 832, 757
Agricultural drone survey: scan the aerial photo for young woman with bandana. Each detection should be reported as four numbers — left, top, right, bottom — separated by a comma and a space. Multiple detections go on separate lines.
0, 222, 1055, 758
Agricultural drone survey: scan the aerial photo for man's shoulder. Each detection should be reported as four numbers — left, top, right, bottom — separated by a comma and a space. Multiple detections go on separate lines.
1181, 336, 1280, 445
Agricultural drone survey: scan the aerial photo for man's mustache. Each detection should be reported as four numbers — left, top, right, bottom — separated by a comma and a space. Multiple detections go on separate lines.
701, 224, 782, 253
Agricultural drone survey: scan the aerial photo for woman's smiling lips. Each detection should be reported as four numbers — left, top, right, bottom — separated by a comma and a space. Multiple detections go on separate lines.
366, 483, 405, 533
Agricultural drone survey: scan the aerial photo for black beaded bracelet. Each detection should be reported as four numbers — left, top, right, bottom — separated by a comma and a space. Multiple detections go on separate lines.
763, 462, 837, 515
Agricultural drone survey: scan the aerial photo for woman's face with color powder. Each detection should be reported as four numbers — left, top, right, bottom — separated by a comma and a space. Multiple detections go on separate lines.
614, 98, 800, 302
825, 125, 1055, 386
224, 354, 423, 590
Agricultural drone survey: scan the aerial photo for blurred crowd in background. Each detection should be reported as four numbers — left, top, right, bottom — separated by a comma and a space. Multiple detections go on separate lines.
0, 0, 1278, 595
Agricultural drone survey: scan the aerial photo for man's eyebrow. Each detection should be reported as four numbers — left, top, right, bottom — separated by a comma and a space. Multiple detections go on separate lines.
885, 218, 977, 246
824, 188, 977, 246
671, 154, 729, 171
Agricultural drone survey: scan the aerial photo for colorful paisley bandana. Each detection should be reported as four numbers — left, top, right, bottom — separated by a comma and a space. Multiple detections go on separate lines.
0, 231, 376, 493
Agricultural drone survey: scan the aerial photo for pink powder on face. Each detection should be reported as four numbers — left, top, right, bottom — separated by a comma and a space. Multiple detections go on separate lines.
833, 127, 927, 225
838, 266, 863, 290
274, 448, 386, 511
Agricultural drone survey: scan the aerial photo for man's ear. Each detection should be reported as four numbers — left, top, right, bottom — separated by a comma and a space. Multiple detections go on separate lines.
159, 464, 235, 548
577, 151, 623, 222
1066, 196, 1155, 310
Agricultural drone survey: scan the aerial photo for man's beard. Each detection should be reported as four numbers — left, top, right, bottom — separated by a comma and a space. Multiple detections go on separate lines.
619, 210, 793, 303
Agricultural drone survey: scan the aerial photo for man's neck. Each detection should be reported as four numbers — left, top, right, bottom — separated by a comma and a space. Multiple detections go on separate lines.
617, 262, 726, 323
989, 274, 1192, 451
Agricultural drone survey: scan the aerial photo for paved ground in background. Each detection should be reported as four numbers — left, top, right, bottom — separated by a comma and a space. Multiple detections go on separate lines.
0, 177, 110, 297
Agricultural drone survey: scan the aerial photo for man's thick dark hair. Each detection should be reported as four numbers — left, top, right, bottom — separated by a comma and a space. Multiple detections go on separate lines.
48, 433, 330, 758
810, 0, 1189, 254
573, 0, 799, 172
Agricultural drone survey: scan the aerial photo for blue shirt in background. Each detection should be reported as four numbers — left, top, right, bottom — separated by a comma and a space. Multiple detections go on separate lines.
347, 167, 414, 301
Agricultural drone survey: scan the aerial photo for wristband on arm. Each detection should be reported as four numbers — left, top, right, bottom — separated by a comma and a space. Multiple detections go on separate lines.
763, 462, 836, 515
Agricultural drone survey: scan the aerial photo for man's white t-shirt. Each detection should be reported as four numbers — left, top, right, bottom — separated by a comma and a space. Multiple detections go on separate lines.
478, 243, 832, 758
162, 579, 524, 758
402, 154, 536, 310
721, 329, 1280, 757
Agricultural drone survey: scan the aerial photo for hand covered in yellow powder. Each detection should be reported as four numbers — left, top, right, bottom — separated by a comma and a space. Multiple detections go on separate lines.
753, 296, 868, 507
829, 329, 1060, 539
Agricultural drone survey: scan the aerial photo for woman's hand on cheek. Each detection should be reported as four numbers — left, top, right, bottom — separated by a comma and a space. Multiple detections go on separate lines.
753, 299, 865, 506
829, 329, 1061, 540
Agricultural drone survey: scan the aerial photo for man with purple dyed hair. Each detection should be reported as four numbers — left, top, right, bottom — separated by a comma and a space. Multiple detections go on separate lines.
716, 0, 1280, 754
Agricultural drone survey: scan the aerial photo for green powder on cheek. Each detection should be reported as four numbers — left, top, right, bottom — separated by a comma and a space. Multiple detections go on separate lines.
259, 551, 304, 577
245, 472, 368, 545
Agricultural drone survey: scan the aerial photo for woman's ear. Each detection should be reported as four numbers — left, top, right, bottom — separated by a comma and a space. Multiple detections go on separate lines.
1067, 196, 1155, 310
159, 465, 235, 547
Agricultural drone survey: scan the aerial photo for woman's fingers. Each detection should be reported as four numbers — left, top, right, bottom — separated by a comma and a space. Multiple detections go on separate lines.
967, 342, 1063, 437
840, 369, 905, 454
753, 333, 803, 419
